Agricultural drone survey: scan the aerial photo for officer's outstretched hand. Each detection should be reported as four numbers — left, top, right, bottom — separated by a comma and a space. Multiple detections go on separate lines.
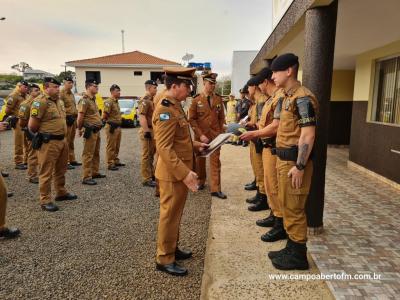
240, 131, 255, 141
183, 171, 199, 192
288, 166, 304, 189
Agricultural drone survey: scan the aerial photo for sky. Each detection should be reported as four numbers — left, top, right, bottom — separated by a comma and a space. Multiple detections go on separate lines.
0, 0, 272, 76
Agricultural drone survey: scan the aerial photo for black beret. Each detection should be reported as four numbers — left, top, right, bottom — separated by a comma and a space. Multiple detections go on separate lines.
110, 84, 120, 91
85, 78, 99, 85
271, 53, 299, 71
64, 76, 74, 82
257, 67, 273, 82
145, 80, 158, 86
246, 76, 261, 87
29, 83, 39, 89
242, 85, 249, 94
44, 77, 61, 85
19, 80, 29, 87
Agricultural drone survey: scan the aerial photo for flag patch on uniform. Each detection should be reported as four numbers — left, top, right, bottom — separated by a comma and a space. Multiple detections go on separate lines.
33, 101, 40, 107
159, 113, 170, 121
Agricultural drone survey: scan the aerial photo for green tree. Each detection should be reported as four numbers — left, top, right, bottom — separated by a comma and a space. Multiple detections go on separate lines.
55, 70, 75, 82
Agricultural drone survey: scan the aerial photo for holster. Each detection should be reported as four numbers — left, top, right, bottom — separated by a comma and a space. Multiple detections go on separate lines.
107, 121, 120, 134
261, 136, 276, 148
66, 115, 76, 127
83, 126, 93, 139
32, 133, 43, 150
254, 138, 264, 154
5, 115, 18, 129
275, 146, 298, 162
23, 127, 34, 141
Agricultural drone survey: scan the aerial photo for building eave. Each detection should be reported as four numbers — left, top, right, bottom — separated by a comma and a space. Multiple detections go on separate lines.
250, 0, 333, 74
65, 63, 181, 69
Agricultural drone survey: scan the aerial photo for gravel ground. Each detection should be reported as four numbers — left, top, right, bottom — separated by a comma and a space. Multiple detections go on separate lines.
0, 128, 211, 300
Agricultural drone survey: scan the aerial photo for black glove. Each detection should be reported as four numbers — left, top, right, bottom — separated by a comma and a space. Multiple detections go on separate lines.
144, 131, 152, 139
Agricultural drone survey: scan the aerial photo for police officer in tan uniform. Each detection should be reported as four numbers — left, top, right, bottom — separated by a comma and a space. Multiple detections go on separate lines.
188, 71, 227, 199
5, 80, 29, 170
241, 67, 287, 242
266, 53, 319, 270
152, 86, 168, 197
244, 77, 269, 211
138, 80, 158, 187
18, 83, 40, 184
77, 79, 105, 185
60, 76, 81, 169
0, 121, 21, 239
28, 78, 78, 212
153, 67, 208, 276
102, 84, 124, 171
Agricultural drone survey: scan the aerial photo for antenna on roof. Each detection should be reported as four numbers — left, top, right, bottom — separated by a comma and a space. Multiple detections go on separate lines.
121, 29, 125, 53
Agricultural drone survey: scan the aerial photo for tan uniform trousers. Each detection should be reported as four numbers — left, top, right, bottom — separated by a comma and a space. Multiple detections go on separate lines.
249, 142, 265, 194
154, 151, 160, 195
13, 123, 25, 165
66, 121, 77, 163
196, 148, 221, 193
262, 148, 281, 217
0, 175, 7, 229
82, 131, 101, 180
25, 136, 38, 180
23, 132, 28, 164
277, 158, 313, 244
156, 180, 188, 265
37, 139, 68, 205
140, 130, 155, 182
105, 124, 121, 167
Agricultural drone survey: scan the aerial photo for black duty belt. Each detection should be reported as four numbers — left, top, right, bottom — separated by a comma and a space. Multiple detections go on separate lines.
48, 134, 65, 140
275, 146, 298, 162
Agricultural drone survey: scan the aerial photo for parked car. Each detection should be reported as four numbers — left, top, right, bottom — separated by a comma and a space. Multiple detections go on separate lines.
119, 99, 139, 127
0, 97, 6, 121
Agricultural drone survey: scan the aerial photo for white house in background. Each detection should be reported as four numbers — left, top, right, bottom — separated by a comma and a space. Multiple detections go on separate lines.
23, 69, 55, 80
66, 51, 181, 97
231, 50, 258, 98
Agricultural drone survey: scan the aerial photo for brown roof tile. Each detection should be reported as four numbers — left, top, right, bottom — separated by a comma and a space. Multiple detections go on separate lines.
66, 50, 180, 66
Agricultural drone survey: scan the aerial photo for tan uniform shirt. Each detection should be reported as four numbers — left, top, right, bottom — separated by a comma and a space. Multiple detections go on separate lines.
18, 95, 36, 121
188, 92, 225, 139
103, 97, 122, 124
138, 93, 154, 128
30, 92, 67, 135
276, 81, 319, 148
258, 89, 284, 130
153, 97, 194, 182
59, 88, 77, 116
153, 89, 168, 107
77, 93, 102, 127
6, 91, 26, 116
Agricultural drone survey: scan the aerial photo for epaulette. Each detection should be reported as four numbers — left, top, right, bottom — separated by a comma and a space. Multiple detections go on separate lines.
161, 99, 171, 107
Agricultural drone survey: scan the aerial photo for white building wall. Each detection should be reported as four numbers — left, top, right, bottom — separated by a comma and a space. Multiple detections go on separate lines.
74, 67, 165, 97
231, 51, 258, 98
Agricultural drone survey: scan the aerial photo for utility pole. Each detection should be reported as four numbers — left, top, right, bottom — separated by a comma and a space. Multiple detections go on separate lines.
121, 29, 125, 53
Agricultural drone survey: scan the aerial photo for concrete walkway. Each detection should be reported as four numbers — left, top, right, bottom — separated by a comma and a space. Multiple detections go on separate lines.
200, 144, 333, 300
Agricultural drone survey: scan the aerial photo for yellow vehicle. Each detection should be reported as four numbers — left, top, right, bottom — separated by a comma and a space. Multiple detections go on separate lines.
0, 97, 6, 121
95, 93, 104, 114
119, 99, 139, 127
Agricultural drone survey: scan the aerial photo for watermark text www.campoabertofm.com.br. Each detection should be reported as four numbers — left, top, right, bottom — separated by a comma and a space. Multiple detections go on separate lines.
268, 272, 382, 281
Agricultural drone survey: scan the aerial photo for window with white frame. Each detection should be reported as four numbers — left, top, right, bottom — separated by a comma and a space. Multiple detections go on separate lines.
372, 56, 400, 125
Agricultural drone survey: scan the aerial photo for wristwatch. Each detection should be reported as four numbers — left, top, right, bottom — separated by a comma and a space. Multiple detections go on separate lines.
295, 163, 306, 171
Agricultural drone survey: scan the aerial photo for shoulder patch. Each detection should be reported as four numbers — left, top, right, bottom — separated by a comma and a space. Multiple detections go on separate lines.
161, 99, 171, 107
31, 108, 39, 116
32, 101, 41, 108
159, 112, 171, 121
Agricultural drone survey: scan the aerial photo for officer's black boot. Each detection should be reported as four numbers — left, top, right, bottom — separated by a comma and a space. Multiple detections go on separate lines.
261, 217, 287, 242
256, 210, 275, 227
244, 179, 257, 191
268, 239, 290, 260
271, 239, 309, 270
248, 193, 269, 211
245, 188, 259, 204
